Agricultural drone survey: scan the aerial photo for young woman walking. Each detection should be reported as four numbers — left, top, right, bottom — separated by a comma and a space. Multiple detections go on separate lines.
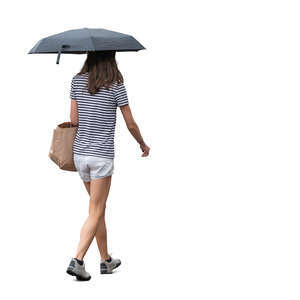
66, 51, 150, 281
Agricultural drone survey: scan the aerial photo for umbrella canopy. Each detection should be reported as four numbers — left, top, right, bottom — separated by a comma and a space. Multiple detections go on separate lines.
28, 28, 145, 64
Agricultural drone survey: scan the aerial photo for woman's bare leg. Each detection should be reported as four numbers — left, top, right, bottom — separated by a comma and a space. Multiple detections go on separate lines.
83, 181, 110, 261
95, 214, 109, 260
83, 181, 90, 194
75, 176, 111, 260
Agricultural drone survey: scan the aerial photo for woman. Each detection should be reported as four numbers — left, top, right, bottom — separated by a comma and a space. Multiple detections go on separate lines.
66, 51, 150, 281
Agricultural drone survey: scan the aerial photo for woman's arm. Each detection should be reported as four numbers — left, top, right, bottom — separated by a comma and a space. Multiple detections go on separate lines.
70, 99, 78, 126
120, 105, 150, 157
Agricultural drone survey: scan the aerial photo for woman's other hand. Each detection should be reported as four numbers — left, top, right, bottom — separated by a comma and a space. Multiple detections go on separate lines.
120, 104, 150, 157
140, 142, 150, 157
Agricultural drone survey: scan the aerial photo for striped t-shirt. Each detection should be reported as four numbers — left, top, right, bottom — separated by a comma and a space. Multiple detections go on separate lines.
70, 72, 129, 159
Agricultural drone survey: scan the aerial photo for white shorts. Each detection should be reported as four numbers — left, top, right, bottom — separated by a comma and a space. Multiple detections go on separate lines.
73, 153, 114, 182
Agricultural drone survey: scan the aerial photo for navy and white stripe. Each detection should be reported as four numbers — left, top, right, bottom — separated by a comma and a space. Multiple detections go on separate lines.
70, 72, 128, 158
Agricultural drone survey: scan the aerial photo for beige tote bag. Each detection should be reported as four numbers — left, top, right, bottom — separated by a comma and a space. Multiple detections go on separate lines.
49, 122, 78, 172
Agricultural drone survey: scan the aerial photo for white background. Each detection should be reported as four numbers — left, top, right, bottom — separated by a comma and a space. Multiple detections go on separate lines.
0, 0, 299, 299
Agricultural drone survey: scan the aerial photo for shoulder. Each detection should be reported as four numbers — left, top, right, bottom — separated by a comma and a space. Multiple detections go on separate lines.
72, 72, 88, 82
71, 74, 78, 85
111, 81, 126, 91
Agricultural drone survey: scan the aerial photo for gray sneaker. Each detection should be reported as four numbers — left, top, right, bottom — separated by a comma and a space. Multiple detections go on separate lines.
100, 256, 121, 274
66, 258, 91, 281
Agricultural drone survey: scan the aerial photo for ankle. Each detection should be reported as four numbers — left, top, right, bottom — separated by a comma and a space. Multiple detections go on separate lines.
74, 258, 84, 265
102, 254, 111, 261
75, 252, 84, 261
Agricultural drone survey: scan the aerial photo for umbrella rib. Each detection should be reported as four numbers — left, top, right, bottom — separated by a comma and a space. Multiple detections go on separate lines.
85, 28, 96, 51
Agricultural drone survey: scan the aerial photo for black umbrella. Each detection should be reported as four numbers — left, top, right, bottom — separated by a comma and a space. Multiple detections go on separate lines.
28, 28, 145, 64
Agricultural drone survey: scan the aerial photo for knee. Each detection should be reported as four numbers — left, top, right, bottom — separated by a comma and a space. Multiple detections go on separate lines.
96, 209, 105, 220
89, 203, 106, 219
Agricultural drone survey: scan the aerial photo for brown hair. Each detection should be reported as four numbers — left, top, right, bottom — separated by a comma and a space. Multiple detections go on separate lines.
78, 51, 123, 95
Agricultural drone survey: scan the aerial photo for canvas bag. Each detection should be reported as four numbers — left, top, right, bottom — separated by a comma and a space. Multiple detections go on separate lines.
49, 121, 78, 171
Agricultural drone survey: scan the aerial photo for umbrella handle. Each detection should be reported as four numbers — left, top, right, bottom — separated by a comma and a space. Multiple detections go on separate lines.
56, 44, 69, 64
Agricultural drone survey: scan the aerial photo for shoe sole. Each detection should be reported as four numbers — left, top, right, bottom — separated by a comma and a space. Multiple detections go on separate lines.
66, 268, 91, 281
100, 261, 121, 274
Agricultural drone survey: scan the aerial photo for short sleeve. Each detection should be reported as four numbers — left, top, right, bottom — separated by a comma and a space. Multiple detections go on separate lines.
115, 83, 129, 107
70, 76, 77, 100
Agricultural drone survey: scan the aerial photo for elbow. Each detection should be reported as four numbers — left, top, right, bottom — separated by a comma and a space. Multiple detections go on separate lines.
70, 115, 78, 126
127, 122, 137, 131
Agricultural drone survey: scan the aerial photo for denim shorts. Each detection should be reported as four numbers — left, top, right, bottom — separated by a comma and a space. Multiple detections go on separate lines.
73, 153, 114, 182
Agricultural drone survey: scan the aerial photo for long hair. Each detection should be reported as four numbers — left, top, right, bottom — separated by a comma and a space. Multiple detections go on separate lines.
78, 51, 123, 95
